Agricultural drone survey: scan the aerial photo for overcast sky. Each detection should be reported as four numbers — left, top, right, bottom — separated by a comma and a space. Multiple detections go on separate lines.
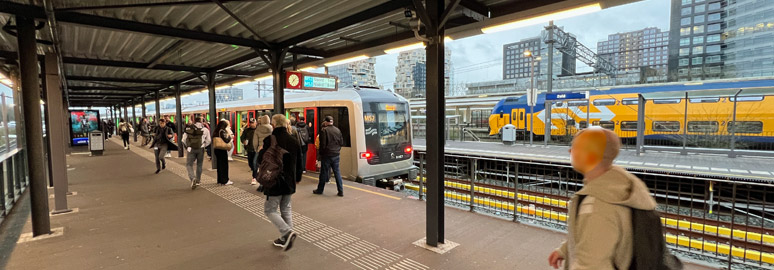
1, 0, 672, 114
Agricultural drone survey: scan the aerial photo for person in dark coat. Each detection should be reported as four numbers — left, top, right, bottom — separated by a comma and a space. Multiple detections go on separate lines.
259, 114, 303, 251
149, 118, 178, 174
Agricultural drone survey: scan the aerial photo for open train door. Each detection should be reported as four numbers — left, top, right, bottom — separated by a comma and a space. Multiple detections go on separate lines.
304, 107, 318, 172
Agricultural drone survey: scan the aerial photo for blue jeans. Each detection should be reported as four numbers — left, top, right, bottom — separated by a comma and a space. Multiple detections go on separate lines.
317, 155, 343, 194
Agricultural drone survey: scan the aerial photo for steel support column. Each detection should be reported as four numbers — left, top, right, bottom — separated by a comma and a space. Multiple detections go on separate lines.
175, 84, 184, 157
44, 53, 71, 214
154, 90, 161, 122
16, 15, 51, 236
123, 103, 128, 123
269, 50, 288, 114
132, 98, 137, 142
544, 20, 554, 146
425, 0, 445, 247
207, 71, 217, 170
141, 95, 146, 119
635, 94, 645, 156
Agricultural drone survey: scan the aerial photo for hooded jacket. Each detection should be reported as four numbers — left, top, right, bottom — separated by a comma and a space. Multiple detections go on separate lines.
556, 165, 657, 270
253, 124, 273, 152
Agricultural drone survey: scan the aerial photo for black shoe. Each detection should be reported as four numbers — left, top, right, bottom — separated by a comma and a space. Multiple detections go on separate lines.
312, 190, 322, 195
162, 164, 166, 170
155, 169, 160, 174
191, 180, 196, 190
337, 192, 343, 197
283, 231, 297, 251
273, 238, 284, 248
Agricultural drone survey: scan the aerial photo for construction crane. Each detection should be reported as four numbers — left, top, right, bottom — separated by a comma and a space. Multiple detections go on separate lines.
542, 24, 617, 78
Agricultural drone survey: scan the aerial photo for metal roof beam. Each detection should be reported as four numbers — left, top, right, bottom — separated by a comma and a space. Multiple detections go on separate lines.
278, 0, 411, 47
459, 0, 489, 19
66, 76, 174, 84
55, 0, 267, 11
63, 56, 208, 72
0, 2, 326, 57
68, 86, 151, 92
490, 0, 566, 18
146, 40, 186, 69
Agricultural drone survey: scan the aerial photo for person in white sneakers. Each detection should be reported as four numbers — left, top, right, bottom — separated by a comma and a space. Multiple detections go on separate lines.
240, 118, 259, 185
182, 117, 211, 190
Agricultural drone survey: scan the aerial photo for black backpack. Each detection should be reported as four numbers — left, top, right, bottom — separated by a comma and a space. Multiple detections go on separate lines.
184, 124, 204, 149
297, 125, 311, 144
256, 136, 288, 189
576, 195, 683, 270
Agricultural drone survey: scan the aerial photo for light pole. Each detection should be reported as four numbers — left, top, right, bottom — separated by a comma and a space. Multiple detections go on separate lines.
524, 50, 541, 146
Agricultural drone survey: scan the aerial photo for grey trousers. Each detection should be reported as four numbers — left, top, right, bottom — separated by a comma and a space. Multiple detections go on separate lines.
264, 195, 293, 238
154, 144, 168, 170
186, 148, 204, 183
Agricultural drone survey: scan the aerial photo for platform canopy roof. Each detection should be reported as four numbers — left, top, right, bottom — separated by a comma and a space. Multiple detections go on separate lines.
0, 0, 636, 107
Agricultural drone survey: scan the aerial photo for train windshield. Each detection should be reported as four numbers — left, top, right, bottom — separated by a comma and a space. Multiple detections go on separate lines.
377, 103, 409, 146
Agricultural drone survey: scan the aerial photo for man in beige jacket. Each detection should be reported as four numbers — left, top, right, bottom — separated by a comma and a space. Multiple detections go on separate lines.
548, 128, 657, 270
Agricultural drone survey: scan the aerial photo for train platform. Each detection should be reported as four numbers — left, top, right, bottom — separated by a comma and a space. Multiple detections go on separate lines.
413, 139, 774, 182
0, 138, 715, 270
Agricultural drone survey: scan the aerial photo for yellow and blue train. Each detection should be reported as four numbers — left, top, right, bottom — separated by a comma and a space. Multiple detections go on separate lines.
488, 79, 774, 144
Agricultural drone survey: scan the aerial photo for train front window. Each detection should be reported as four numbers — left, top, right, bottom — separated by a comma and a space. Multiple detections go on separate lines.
378, 103, 409, 146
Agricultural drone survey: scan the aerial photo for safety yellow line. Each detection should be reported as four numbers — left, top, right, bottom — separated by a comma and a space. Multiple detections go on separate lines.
302, 175, 401, 201
404, 183, 774, 264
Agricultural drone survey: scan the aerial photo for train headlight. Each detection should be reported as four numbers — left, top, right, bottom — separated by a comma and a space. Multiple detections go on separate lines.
360, 152, 373, 159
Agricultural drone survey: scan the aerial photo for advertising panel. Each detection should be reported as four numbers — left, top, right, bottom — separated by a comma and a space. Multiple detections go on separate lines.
70, 110, 100, 145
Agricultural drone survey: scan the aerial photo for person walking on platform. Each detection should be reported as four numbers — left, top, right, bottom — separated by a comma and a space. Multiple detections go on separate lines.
240, 118, 258, 185
213, 119, 234, 185
164, 116, 177, 158
313, 116, 344, 197
118, 119, 133, 150
253, 115, 273, 185
548, 128, 677, 270
150, 118, 178, 174
258, 114, 303, 251
140, 117, 151, 146
182, 117, 211, 190
294, 117, 312, 173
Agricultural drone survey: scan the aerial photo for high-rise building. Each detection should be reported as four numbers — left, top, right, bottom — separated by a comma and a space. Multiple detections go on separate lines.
722, 0, 774, 78
326, 58, 378, 88
597, 27, 670, 75
502, 29, 576, 80
215, 87, 244, 103
668, 0, 727, 81
394, 48, 452, 98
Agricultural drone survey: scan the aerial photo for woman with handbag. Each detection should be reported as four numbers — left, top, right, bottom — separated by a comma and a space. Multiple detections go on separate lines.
213, 119, 234, 185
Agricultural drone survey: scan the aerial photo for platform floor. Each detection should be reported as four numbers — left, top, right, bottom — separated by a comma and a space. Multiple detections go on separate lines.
0, 137, 713, 269
414, 139, 774, 182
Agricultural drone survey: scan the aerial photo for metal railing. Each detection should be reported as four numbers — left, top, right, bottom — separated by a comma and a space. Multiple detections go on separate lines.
0, 146, 29, 225
407, 151, 774, 269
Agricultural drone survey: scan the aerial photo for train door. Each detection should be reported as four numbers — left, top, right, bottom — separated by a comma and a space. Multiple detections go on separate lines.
511, 108, 526, 129
304, 107, 318, 172
228, 111, 237, 154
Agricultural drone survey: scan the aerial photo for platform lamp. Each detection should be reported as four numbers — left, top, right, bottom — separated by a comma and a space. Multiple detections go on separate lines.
524, 50, 541, 146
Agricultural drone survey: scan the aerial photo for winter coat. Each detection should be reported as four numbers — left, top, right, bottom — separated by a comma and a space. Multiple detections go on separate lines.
150, 126, 179, 151
318, 125, 343, 158
253, 124, 273, 152
240, 127, 256, 152
555, 166, 657, 270
258, 128, 303, 197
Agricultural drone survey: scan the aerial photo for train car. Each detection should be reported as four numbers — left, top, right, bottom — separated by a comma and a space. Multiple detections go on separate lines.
161, 88, 417, 189
488, 79, 774, 145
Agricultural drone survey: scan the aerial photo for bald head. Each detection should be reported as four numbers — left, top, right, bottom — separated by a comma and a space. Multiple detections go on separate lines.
570, 128, 620, 174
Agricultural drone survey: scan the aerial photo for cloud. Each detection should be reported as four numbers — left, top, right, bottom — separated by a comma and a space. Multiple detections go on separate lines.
373, 0, 670, 86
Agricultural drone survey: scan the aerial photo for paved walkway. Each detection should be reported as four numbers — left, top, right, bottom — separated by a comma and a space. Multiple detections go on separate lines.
0, 137, 714, 269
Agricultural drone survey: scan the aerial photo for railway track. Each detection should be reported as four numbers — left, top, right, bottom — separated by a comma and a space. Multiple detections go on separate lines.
405, 177, 774, 266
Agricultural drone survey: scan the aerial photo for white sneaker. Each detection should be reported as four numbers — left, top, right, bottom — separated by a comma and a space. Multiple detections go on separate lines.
251, 179, 258, 185
228, 157, 234, 161
225, 181, 234, 185
165, 153, 172, 158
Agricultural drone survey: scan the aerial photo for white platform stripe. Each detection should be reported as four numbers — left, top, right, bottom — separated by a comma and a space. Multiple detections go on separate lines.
118, 140, 430, 270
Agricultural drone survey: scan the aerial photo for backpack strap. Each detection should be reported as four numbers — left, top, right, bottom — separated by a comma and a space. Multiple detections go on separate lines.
574, 195, 587, 220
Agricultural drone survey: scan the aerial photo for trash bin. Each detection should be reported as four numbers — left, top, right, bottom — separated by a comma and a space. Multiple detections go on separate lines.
502, 124, 516, 145
88, 130, 104, 156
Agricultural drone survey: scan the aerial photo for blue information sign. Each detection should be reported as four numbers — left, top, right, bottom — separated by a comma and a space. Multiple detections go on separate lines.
546, 92, 588, 101
303, 76, 336, 90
